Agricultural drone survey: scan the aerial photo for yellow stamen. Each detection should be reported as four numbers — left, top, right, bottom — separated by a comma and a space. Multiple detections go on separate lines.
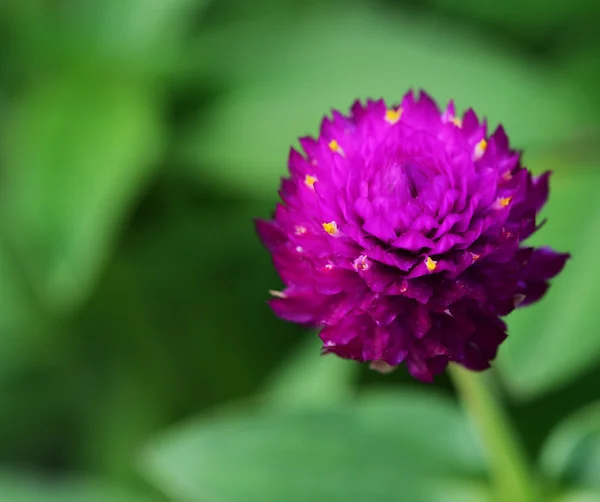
471, 253, 480, 262
474, 138, 488, 160
385, 107, 403, 125
499, 196, 512, 208
328, 139, 344, 155
305, 174, 317, 189
451, 116, 463, 128
322, 221, 340, 236
425, 256, 437, 272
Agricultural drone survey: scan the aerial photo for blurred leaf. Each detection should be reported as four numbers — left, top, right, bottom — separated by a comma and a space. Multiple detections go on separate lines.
498, 171, 600, 399
0, 75, 164, 314
178, 3, 591, 197
0, 471, 159, 502
65, 0, 209, 54
558, 38, 600, 118
539, 401, 600, 491
62, 0, 211, 76
554, 490, 600, 502
64, 197, 299, 472
262, 334, 358, 410
141, 388, 488, 502
0, 239, 46, 377
431, 0, 599, 43
2, 0, 212, 78
78, 364, 168, 484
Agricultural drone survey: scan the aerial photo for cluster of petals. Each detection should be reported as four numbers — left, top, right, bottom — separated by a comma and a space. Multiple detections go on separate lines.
257, 90, 569, 381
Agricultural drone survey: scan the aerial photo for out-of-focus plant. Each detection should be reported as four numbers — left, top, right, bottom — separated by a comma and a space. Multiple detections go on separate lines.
0, 0, 599, 501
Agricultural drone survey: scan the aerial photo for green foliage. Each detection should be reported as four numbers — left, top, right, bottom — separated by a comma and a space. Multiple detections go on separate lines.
540, 401, 600, 491
0, 76, 163, 313
262, 335, 358, 410
141, 389, 489, 502
0, 472, 160, 502
431, 0, 600, 44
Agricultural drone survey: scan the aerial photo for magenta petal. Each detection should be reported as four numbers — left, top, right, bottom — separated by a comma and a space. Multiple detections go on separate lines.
392, 231, 434, 252
255, 219, 287, 251
363, 215, 396, 243
356, 259, 398, 292
319, 311, 375, 358
523, 247, 569, 280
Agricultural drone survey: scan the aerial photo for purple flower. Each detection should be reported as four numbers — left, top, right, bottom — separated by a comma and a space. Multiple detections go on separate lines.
256, 91, 569, 382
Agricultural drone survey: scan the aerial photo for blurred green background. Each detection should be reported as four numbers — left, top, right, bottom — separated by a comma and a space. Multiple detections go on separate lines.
1, 0, 600, 500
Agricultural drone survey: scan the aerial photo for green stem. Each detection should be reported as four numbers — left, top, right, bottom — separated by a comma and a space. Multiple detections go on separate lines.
447, 364, 536, 502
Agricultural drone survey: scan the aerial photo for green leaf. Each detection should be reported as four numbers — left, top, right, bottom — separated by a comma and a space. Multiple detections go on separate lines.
0, 239, 45, 375
262, 334, 358, 410
553, 490, 600, 502
77, 364, 168, 484
0, 75, 164, 314
178, 3, 591, 197
539, 401, 600, 491
430, 0, 600, 43
2, 0, 212, 78
0, 233, 59, 387
62, 0, 212, 75
498, 170, 600, 399
0, 471, 159, 502
141, 389, 489, 502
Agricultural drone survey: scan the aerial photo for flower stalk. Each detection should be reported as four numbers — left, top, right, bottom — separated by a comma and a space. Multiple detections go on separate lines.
448, 364, 537, 502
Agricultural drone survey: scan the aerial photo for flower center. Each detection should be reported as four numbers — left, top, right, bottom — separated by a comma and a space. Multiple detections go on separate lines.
381, 161, 429, 200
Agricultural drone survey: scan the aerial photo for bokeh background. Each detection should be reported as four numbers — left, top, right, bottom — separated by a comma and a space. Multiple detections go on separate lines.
0, 0, 600, 500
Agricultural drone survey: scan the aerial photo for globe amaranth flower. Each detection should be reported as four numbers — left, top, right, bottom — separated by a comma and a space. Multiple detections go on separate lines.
256, 90, 569, 382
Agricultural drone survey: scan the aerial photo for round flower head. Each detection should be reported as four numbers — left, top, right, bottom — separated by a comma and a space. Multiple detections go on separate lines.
257, 90, 569, 382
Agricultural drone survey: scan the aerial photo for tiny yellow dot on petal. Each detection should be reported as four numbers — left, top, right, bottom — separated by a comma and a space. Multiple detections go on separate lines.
499, 196, 512, 208
474, 138, 488, 160
322, 221, 340, 236
328, 139, 341, 152
305, 174, 317, 189
385, 108, 403, 125
471, 253, 480, 262
451, 116, 463, 128
294, 225, 307, 235
425, 256, 437, 272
